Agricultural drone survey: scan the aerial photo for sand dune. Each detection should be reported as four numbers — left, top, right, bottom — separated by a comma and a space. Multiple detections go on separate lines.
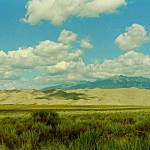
0, 88, 150, 105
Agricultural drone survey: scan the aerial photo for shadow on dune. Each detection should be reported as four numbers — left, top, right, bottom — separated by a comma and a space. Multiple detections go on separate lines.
36, 89, 87, 100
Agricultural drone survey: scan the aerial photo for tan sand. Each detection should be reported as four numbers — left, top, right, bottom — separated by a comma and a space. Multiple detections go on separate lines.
0, 88, 150, 105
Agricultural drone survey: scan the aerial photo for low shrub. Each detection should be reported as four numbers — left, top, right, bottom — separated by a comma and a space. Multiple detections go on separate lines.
32, 111, 61, 127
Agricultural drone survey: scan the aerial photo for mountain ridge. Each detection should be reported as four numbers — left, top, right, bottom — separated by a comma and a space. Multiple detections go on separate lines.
42, 75, 150, 91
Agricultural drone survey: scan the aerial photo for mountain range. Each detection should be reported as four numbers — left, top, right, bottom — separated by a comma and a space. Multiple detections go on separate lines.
42, 75, 150, 91
1, 75, 150, 105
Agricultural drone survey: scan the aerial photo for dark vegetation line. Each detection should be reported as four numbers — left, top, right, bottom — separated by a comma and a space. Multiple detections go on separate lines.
0, 105, 150, 111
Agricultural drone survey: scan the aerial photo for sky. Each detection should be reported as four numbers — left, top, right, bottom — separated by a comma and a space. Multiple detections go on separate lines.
0, 0, 150, 90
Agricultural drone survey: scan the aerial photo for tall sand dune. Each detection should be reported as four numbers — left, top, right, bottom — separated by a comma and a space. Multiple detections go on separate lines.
0, 88, 150, 105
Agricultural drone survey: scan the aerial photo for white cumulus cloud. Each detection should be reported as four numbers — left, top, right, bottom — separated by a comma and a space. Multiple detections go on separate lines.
0, 30, 83, 71
0, 51, 150, 89
1, 29, 150, 89
0, 29, 84, 83
115, 24, 149, 51
98, 51, 150, 78
22, 0, 127, 26
0, 71, 20, 80
58, 30, 77, 44
80, 38, 93, 49
41, 51, 150, 85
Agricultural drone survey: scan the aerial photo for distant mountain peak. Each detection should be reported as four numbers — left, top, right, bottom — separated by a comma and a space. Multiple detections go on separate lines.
42, 76, 150, 91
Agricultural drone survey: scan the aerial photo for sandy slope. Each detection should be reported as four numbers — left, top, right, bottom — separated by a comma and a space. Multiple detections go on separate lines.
0, 88, 150, 105
68, 88, 150, 105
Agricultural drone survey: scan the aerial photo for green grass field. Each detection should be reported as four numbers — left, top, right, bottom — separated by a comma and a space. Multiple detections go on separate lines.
0, 105, 150, 150
0, 104, 150, 111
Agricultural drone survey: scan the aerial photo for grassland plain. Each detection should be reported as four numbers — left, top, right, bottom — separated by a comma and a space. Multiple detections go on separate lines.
0, 104, 150, 111
0, 105, 150, 150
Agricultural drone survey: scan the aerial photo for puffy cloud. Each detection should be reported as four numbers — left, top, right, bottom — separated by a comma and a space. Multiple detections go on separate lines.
0, 50, 6, 64
33, 40, 70, 57
7, 47, 37, 69
47, 61, 70, 75
0, 30, 83, 71
22, 0, 127, 26
0, 71, 20, 80
58, 30, 77, 44
0, 51, 22, 80
80, 39, 93, 49
41, 51, 150, 84
0, 29, 84, 85
47, 59, 88, 78
1, 29, 150, 89
0, 64, 21, 80
0, 50, 150, 89
98, 51, 150, 78
115, 24, 149, 51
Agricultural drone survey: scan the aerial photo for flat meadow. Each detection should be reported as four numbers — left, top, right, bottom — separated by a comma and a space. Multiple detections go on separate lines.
0, 105, 150, 150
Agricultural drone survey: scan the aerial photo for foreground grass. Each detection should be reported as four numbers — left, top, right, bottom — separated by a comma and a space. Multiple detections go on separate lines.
0, 107, 150, 149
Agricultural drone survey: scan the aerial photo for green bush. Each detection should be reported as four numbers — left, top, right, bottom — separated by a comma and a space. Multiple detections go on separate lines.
32, 111, 61, 127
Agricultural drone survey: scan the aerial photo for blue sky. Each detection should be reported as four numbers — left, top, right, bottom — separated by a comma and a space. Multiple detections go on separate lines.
0, 0, 150, 89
